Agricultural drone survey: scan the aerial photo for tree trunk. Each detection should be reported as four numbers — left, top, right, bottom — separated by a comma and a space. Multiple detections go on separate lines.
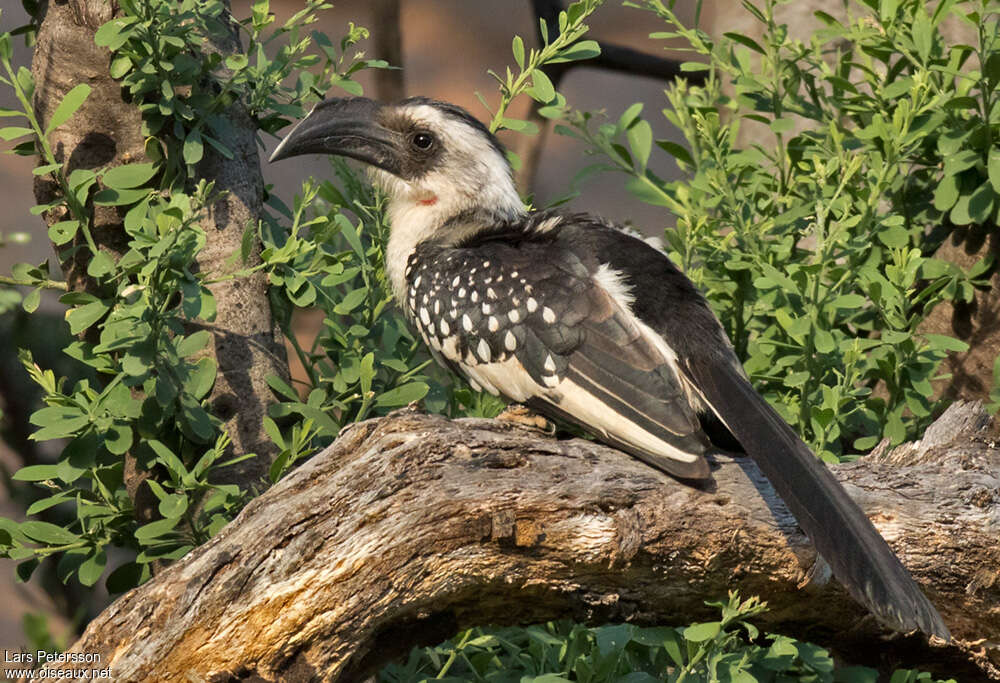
29, 0, 287, 496
37, 401, 1000, 682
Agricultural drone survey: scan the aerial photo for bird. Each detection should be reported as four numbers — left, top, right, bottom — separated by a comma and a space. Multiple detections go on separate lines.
269, 95, 950, 639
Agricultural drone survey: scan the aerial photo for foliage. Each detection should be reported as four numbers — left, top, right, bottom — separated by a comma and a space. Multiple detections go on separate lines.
0, 0, 395, 593
380, 593, 955, 683
0, 0, 977, 679
553, 0, 997, 460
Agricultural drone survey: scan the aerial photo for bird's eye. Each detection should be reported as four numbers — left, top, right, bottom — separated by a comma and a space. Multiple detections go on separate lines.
411, 132, 435, 150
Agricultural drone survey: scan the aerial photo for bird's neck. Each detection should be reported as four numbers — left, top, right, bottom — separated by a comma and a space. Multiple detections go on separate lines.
385, 193, 525, 307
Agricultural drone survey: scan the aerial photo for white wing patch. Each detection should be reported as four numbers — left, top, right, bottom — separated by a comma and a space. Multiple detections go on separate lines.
454, 354, 702, 467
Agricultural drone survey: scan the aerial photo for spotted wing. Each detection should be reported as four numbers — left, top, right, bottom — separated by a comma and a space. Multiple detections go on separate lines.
405, 235, 712, 479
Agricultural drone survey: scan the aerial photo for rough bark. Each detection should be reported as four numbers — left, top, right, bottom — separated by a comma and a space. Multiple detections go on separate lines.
38, 401, 1000, 682
29, 0, 287, 494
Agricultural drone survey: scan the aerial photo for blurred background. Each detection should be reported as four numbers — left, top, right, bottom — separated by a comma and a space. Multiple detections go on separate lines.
0, 0, 699, 660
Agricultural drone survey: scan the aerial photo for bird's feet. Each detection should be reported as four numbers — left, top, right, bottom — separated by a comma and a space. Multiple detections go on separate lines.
496, 404, 556, 436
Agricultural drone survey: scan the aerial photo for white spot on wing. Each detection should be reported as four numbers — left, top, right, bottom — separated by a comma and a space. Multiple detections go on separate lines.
477, 339, 492, 363
504, 330, 517, 351
542, 306, 556, 324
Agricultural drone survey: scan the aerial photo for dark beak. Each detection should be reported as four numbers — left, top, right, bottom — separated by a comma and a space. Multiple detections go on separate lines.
268, 97, 403, 175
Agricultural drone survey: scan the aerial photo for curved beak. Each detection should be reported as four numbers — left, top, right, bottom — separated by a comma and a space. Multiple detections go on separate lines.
269, 97, 403, 175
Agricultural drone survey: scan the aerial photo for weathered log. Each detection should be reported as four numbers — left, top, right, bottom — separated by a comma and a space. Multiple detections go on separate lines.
41, 401, 1000, 681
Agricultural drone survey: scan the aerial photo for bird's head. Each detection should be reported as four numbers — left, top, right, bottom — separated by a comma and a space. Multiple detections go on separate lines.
270, 96, 524, 226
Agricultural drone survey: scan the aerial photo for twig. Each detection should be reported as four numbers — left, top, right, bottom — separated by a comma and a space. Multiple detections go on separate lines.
515, 0, 705, 191
0, 275, 68, 291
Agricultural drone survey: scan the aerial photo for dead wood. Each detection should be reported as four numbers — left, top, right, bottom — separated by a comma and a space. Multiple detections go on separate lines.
37, 401, 1000, 681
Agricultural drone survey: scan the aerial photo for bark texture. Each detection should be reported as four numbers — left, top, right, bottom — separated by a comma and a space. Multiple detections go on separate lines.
30, 0, 287, 493
39, 401, 1000, 682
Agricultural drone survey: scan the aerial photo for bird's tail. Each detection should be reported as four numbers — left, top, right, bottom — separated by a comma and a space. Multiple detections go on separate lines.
684, 356, 950, 639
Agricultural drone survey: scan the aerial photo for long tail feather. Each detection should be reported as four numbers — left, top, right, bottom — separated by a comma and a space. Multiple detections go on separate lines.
685, 356, 950, 639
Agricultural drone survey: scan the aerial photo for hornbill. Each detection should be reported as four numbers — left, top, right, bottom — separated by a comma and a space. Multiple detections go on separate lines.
270, 96, 950, 639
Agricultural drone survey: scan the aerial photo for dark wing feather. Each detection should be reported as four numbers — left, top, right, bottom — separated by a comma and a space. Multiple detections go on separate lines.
682, 355, 950, 638
408, 231, 713, 479
552, 217, 949, 638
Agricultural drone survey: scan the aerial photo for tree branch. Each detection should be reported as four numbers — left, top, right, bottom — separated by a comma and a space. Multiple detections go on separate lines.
40, 401, 1000, 681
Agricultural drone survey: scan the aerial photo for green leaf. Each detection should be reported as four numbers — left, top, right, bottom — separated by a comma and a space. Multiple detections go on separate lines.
512, 35, 525, 70
22, 288, 40, 313
45, 84, 91, 135
683, 621, 720, 642
595, 624, 632, 655
374, 382, 429, 408
48, 219, 80, 245
989, 149, 1000, 194
724, 31, 765, 54
135, 517, 180, 543
911, 8, 932, 61
110, 55, 132, 79
967, 181, 995, 223
626, 119, 653, 171
158, 493, 189, 519
78, 550, 107, 587
30, 406, 89, 440
529, 70, 555, 103
831, 294, 867, 309
334, 287, 368, 314
94, 17, 136, 49
922, 333, 969, 352
65, 299, 110, 334
93, 187, 151, 205
12, 464, 61, 482
148, 440, 188, 480
26, 492, 73, 516
87, 251, 116, 278
0, 126, 33, 141
20, 521, 80, 545
814, 329, 836, 353
177, 330, 211, 357
105, 422, 133, 455
103, 162, 157, 189
878, 224, 910, 248
770, 117, 795, 134
549, 39, 600, 63
656, 139, 693, 166
184, 129, 204, 165
186, 357, 217, 400
932, 172, 959, 211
